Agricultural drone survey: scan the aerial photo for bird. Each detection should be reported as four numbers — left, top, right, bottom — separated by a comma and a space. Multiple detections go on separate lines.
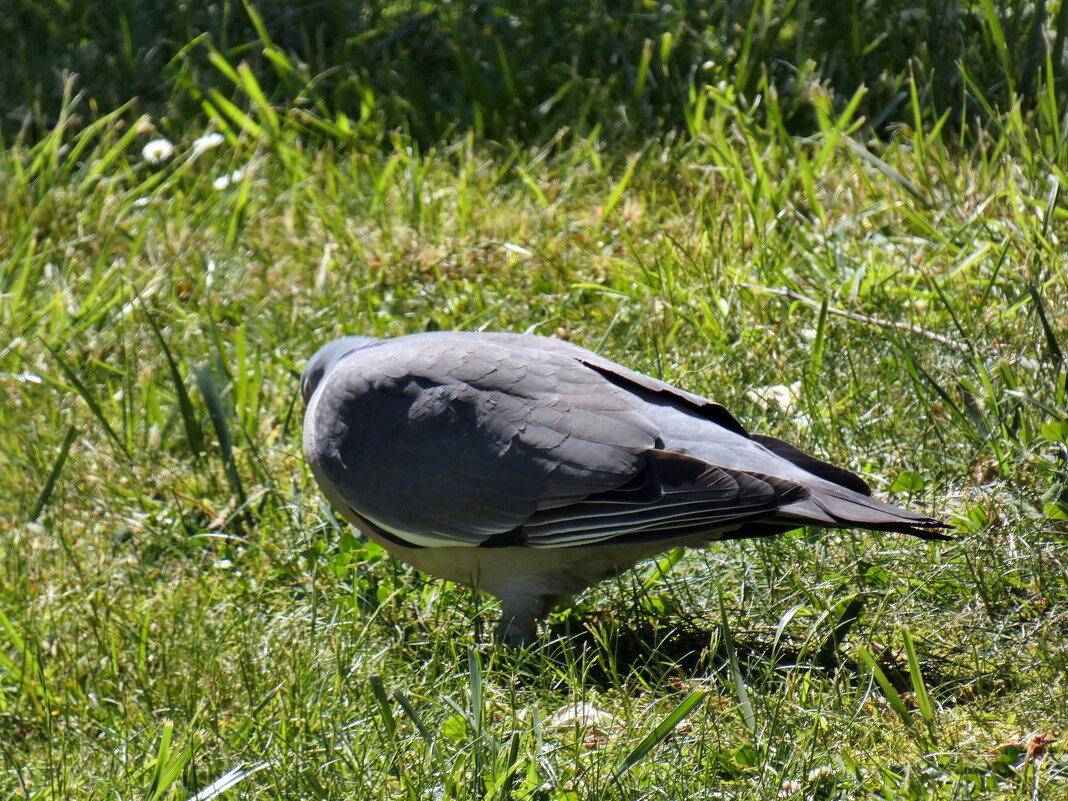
301, 331, 948, 645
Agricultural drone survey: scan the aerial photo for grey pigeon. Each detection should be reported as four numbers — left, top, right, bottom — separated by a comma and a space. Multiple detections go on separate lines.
301, 331, 947, 645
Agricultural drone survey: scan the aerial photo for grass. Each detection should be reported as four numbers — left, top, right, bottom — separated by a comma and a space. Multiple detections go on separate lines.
3, 0, 1061, 143
3, 2, 1068, 799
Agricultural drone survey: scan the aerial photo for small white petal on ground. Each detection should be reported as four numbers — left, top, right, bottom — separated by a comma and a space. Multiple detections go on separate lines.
548, 702, 619, 730
806, 765, 836, 782
213, 168, 246, 190
502, 242, 533, 257
746, 381, 802, 414
2, 371, 44, 384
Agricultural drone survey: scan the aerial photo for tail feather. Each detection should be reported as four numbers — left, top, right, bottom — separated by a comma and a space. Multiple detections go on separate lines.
780, 484, 951, 541
746, 433, 949, 541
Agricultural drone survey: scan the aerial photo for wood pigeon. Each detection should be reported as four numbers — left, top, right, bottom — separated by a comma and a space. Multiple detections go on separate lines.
301, 331, 948, 645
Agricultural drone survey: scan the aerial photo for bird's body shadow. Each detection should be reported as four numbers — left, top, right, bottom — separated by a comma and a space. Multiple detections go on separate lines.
491, 609, 1010, 707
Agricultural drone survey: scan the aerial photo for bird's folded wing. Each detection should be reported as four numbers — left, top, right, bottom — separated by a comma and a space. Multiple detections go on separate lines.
517, 449, 806, 547
307, 338, 671, 547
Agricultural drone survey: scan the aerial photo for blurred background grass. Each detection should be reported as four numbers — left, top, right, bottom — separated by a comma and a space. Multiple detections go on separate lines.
5, 0, 1064, 143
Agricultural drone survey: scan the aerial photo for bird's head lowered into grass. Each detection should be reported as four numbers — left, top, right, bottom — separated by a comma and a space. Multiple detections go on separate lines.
300, 335, 379, 404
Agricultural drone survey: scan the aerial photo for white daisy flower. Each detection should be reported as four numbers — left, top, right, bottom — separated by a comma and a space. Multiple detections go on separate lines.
142, 138, 175, 165
193, 132, 226, 154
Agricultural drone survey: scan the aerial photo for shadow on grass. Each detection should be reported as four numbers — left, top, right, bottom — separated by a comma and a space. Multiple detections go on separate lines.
528, 610, 1016, 707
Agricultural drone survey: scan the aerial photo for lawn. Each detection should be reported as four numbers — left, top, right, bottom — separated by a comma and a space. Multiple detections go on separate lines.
2, 2, 1068, 799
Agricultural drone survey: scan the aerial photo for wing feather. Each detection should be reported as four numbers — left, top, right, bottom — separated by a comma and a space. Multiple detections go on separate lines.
519, 450, 805, 547
306, 335, 660, 546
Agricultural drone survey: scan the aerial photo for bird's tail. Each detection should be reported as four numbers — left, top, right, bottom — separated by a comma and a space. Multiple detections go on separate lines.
779, 483, 950, 541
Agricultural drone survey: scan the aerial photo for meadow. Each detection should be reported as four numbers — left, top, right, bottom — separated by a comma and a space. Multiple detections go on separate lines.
2, 1, 1067, 798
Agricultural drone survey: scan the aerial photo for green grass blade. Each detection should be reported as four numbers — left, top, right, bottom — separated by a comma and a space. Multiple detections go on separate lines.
194, 365, 248, 512
815, 595, 865, 670
803, 295, 828, 402
237, 61, 280, 138
639, 547, 684, 593
856, 647, 913, 730
770, 603, 807, 659
601, 151, 642, 221
27, 425, 77, 521
393, 690, 438, 758
613, 690, 707, 777
899, 348, 985, 445
633, 38, 653, 103
719, 597, 756, 733
978, 0, 1016, 98
1042, 174, 1060, 239
488, 731, 523, 801
1029, 284, 1065, 369
369, 676, 397, 739
0, 608, 40, 704
205, 87, 267, 140
514, 165, 550, 208
844, 136, 930, 208
145, 721, 192, 801
240, 0, 274, 47
76, 106, 141, 190
902, 628, 936, 738
42, 342, 130, 459
467, 648, 484, 740
144, 311, 206, 457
